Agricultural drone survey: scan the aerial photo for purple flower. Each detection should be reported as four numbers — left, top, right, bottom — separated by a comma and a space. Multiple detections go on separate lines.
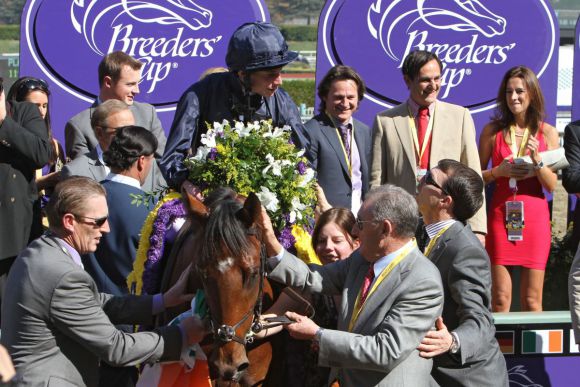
278, 226, 296, 250
297, 161, 307, 175
142, 198, 188, 294
208, 148, 218, 161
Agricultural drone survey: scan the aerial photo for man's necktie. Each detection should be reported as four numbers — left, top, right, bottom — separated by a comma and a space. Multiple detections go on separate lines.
418, 107, 430, 169
360, 263, 375, 304
339, 124, 351, 159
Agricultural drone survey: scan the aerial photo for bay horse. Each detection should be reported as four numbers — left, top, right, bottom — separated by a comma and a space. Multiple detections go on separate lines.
157, 187, 284, 386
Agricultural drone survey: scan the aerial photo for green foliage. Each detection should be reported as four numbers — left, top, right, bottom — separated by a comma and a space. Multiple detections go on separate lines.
280, 25, 318, 42
183, 120, 317, 231
283, 79, 316, 108
130, 186, 170, 209
543, 223, 576, 310
0, 25, 20, 40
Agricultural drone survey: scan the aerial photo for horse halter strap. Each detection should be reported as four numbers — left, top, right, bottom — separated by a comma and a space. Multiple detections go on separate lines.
210, 227, 268, 346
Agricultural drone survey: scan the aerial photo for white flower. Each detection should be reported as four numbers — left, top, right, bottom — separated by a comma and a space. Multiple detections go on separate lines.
263, 126, 286, 139
192, 145, 211, 161
262, 154, 292, 177
200, 131, 216, 148
298, 168, 315, 187
295, 149, 306, 157
289, 197, 306, 223
212, 121, 224, 135
256, 186, 279, 212
234, 121, 252, 138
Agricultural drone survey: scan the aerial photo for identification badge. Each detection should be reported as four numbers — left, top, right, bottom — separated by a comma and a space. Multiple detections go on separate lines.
505, 200, 524, 241
415, 168, 428, 193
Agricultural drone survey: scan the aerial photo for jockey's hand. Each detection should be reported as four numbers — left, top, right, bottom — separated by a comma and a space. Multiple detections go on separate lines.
181, 180, 203, 201
180, 315, 206, 346
314, 183, 332, 220
163, 264, 195, 308
258, 207, 283, 257
284, 311, 319, 340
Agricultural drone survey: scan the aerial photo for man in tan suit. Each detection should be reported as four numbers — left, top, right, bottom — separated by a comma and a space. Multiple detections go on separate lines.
370, 50, 486, 241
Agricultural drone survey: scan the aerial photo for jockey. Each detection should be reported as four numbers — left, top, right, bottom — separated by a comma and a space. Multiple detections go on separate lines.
160, 21, 311, 190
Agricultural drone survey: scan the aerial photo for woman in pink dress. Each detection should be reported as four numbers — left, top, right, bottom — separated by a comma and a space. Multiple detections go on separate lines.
479, 66, 559, 312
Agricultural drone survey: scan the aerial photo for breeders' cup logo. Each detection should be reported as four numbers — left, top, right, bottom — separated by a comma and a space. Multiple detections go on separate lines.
24, 0, 268, 108
320, 0, 556, 112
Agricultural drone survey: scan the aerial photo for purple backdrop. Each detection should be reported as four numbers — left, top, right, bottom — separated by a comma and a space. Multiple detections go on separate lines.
573, 15, 580, 122
315, 0, 559, 140
19, 0, 270, 149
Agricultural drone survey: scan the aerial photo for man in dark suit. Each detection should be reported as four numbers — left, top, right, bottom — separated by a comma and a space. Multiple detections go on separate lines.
1, 176, 203, 387
61, 99, 135, 183
65, 51, 166, 191
416, 159, 508, 386
563, 120, 580, 251
305, 65, 371, 213
261, 185, 443, 386
0, 78, 51, 322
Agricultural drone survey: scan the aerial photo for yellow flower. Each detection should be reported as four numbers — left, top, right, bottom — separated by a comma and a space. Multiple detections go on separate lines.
127, 191, 183, 295
292, 225, 321, 266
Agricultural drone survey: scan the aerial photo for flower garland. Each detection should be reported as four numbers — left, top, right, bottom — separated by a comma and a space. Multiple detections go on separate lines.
292, 225, 320, 265
127, 192, 185, 295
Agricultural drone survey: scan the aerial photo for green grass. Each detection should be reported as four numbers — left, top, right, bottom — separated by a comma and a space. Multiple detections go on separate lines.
0, 40, 19, 53
288, 41, 316, 52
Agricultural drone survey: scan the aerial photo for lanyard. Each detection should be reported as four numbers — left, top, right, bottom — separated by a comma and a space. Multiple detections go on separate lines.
328, 113, 355, 175
424, 224, 452, 257
348, 240, 417, 332
408, 107, 435, 166
508, 125, 529, 158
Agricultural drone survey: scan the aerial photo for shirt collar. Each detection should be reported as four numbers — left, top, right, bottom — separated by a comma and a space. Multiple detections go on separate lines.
53, 236, 84, 269
372, 239, 416, 277
95, 143, 106, 165
425, 219, 457, 240
407, 98, 436, 118
326, 112, 353, 129
105, 173, 141, 189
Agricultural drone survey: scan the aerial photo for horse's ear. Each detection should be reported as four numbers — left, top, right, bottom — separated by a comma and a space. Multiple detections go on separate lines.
237, 192, 262, 227
182, 186, 209, 218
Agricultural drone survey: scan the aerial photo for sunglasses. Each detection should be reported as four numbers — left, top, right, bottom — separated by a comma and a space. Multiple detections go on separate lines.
423, 169, 450, 196
73, 214, 108, 227
19, 78, 49, 94
355, 218, 379, 230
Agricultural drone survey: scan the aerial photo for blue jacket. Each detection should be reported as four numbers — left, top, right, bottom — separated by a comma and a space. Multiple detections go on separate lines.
160, 71, 310, 189
84, 180, 152, 296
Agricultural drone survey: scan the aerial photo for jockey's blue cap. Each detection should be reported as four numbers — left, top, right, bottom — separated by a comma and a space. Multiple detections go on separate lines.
226, 22, 298, 72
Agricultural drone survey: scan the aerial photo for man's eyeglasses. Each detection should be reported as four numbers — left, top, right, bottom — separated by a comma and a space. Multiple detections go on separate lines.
355, 218, 379, 230
73, 214, 108, 227
423, 169, 450, 196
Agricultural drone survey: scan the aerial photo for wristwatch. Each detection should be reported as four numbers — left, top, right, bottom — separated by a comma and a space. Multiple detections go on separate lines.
449, 332, 460, 354
314, 327, 324, 343
534, 160, 545, 170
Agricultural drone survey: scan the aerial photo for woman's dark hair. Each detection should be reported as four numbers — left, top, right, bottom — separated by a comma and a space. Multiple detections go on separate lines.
7, 76, 51, 132
311, 207, 357, 251
317, 65, 366, 113
492, 66, 545, 136
103, 125, 157, 171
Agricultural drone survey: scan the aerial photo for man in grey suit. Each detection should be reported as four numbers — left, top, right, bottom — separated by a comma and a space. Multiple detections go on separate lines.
305, 65, 371, 214
65, 51, 166, 191
416, 159, 508, 386
61, 99, 135, 184
1, 177, 204, 387
370, 50, 486, 243
261, 185, 443, 386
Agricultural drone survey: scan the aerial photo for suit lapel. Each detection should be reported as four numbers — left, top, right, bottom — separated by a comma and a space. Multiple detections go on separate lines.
353, 118, 367, 173
319, 114, 350, 177
429, 101, 447, 167
427, 222, 463, 265
393, 102, 417, 176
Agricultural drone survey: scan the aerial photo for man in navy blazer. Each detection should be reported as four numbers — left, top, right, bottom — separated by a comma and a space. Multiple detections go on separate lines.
305, 65, 371, 213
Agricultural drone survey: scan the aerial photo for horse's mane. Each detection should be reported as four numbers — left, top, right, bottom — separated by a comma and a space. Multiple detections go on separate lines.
199, 199, 254, 269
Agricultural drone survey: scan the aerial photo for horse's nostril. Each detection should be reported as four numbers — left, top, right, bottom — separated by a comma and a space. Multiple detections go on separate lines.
237, 362, 249, 373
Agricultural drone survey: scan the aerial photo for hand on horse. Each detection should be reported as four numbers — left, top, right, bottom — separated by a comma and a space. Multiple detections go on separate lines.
180, 315, 207, 346
181, 180, 204, 201
257, 207, 283, 257
163, 263, 196, 309
284, 311, 320, 341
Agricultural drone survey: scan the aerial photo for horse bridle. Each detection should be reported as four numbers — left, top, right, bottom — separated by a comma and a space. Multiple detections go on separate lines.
205, 226, 268, 346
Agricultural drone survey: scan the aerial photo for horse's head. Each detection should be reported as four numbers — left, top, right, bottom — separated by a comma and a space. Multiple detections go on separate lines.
185, 189, 265, 385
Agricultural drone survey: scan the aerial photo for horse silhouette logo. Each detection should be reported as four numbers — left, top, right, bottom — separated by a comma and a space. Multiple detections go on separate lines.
70, 0, 213, 55
367, 0, 506, 60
